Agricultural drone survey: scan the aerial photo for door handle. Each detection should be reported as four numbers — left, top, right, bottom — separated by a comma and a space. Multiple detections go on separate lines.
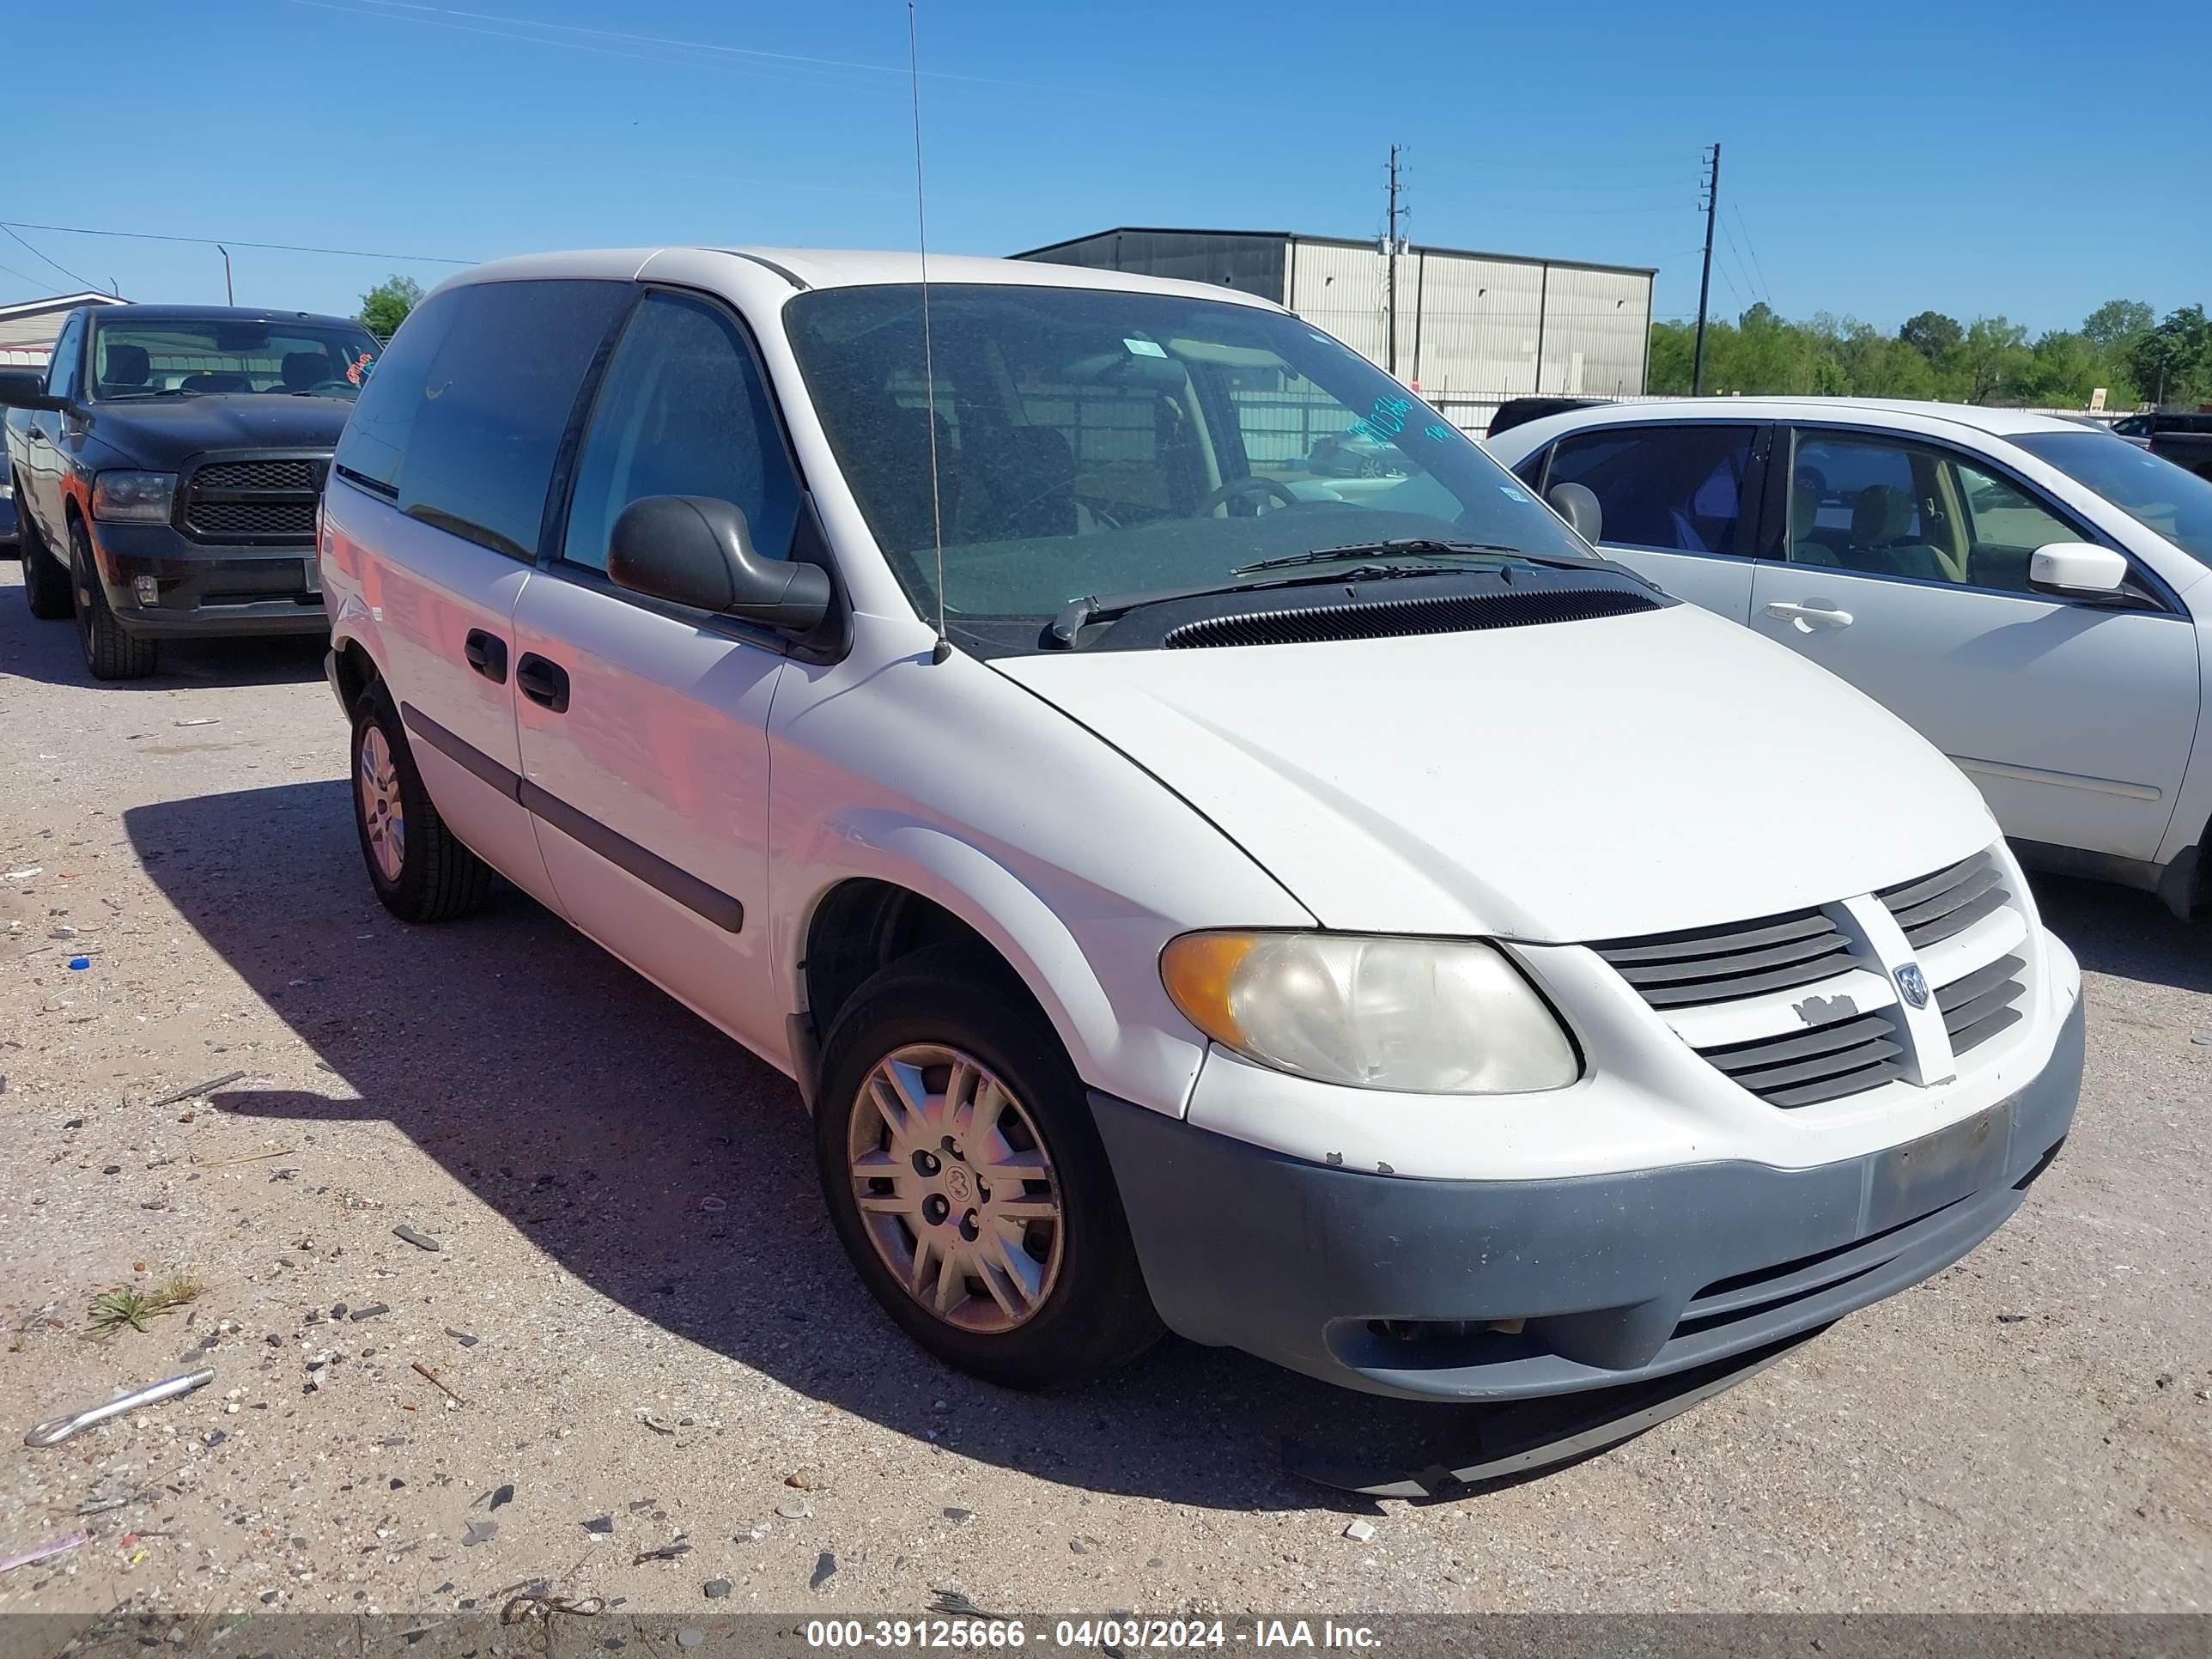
515, 652, 570, 713
463, 629, 507, 684
27, 426, 49, 443
1763, 600, 1854, 632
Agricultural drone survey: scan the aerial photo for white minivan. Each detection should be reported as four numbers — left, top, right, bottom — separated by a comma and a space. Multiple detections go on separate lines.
320, 250, 2081, 1407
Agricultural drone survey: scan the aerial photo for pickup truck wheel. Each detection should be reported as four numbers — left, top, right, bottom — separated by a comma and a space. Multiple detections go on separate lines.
18, 496, 73, 620
350, 686, 495, 922
70, 519, 157, 680
815, 945, 1164, 1390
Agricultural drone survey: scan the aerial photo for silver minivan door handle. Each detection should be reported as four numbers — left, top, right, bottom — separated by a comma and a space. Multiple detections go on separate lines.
1763, 600, 1854, 632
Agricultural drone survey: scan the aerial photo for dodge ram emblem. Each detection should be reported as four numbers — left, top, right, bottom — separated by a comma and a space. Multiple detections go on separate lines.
1895, 963, 1929, 1010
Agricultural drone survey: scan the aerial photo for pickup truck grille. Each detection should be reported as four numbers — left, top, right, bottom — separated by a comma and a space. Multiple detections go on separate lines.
183, 456, 325, 544
1595, 847, 2033, 1109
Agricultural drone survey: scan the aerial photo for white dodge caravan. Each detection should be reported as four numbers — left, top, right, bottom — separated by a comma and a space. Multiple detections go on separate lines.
320, 248, 2081, 1407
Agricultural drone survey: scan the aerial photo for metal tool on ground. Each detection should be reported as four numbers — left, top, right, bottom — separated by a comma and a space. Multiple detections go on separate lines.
26, 1368, 216, 1448
141, 1070, 248, 1110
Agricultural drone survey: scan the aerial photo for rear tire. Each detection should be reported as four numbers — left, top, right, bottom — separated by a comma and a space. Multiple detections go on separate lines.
18, 492, 71, 619
350, 684, 495, 923
814, 945, 1164, 1390
70, 517, 156, 680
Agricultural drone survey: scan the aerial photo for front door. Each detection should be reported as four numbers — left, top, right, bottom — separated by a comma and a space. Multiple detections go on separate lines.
1749, 425, 2199, 861
510, 288, 807, 1059
1538, 421, 1764, 620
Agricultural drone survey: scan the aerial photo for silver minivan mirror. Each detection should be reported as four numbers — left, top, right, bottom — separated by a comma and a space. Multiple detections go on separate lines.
1547, 480, 1602, 543
2029, 542, 2130, 597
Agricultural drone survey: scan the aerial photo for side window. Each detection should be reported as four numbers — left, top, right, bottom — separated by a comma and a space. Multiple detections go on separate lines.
45, 315, 83, 401
560, 292, 800, 576
1784, 430, 2085, 594
334, 279, 628, 559
334, 288, 465, 497
1544, 424, 1755, 552
1510, 447, 1548, 490
1948, 459, 2081, 594
1784, 433, 1936, 579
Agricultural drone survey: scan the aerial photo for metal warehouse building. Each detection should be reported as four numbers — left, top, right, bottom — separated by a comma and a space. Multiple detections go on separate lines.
1012, 228, 1655, 426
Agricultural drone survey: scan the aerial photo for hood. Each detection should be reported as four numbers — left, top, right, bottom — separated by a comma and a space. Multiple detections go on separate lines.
82, 395, 353, 469
995, 604, 1996, 943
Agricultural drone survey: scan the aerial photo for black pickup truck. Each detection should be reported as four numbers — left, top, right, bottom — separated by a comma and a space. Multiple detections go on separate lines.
2, 304, 380, 678
2109, 410, 2212, 481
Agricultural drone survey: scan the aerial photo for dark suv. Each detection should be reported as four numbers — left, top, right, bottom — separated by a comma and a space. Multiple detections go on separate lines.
1, 304, 381, 678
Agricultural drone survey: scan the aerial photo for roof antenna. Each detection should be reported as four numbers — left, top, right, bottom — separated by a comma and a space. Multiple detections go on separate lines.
908, 0, 951, 665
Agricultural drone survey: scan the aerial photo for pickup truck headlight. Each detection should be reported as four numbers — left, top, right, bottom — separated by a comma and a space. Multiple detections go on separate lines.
91, 471, 178, 524
1160, 931, 1578, 1094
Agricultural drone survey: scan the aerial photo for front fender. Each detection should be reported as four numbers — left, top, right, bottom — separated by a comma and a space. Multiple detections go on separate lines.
780, 812, 1213, 1120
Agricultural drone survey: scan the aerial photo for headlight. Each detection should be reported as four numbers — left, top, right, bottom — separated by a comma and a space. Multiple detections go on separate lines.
1160, 931, 1578, 1094
91, 471, 178, 523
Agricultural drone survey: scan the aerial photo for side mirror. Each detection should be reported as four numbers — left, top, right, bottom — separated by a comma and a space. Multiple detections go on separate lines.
0, 369, 66, 412
1547, 480, 1602, 543
2029, 541, 2129, 597
607, 495, 832, 632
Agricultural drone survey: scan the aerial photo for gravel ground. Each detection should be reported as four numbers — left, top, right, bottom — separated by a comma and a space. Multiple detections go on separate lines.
0, 559, 2207, 1620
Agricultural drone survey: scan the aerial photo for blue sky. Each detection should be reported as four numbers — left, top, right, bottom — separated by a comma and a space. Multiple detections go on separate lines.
5, 0, 2204, 336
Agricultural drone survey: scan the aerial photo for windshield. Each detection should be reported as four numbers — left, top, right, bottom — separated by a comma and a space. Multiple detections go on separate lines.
2014, 430, 2212, 566
784, 284, 1591, 643
89, 318, 382, 402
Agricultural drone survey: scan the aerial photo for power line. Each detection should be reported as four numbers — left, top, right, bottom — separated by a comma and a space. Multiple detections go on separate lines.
1731, 204, 1773, 307
2, 224, 100, 293
0, 257, 53, 294
0, 220, 476, 266
349, 0, 1060, 88
1717, 216, 1761, 308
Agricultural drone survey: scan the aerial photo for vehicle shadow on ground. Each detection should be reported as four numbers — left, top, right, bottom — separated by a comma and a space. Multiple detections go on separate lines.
2027, 870, 2212, 996
0, 571, 327, 690
125, 779, 1577, 1512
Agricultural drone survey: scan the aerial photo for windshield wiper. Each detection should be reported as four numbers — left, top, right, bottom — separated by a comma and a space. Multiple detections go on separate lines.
1231, 538, 1536, 575
1048, 562, 1450, 649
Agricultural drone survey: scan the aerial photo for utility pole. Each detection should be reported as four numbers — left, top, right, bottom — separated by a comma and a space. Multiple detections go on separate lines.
1384, 143, 1402, 376
1692, 143, 1720, 396
217, 245, 234, 306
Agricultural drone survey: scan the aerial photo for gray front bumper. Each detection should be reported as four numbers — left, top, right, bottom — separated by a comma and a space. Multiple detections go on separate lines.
89, 521, 327, 639
1091, 995, 2082, 1401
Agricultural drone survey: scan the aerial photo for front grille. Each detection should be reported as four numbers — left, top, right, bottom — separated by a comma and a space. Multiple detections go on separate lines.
1937, 952, 2027, 1054
1698, 1009, 1906, 1108
1592, 908, 1856, 1008
193, 459, 319, 494
183, 454, 325, 544
185, 499, 317, 536
1880, 851, 2008, 949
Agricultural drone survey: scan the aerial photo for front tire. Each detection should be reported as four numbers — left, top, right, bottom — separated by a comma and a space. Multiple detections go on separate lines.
350, 685, 495, 923
19, 495, 73, 620
70, 518, 157, 680
814, 945, 1164, 1390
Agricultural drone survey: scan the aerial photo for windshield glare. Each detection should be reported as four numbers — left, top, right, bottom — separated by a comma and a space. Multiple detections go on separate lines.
89, 319, 381, 402
2014, 430, 2212, 566
784, 285, 1590, 643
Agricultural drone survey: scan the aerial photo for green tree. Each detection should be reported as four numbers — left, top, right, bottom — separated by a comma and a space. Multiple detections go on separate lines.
358, 275, 424, 339
1942, 317, 2032, 404
2130, 304, 2212, 405
1899, 310, 1963, 364
2081, 299, 2153, 353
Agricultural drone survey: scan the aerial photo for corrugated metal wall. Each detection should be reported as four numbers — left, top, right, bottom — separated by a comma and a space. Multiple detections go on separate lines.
1009, 230, 1654, 410
1284, 238, 1650, 399
1406, 251, 1550, 397
1531, 264, 1650, 398
1285, 240, 1386, 365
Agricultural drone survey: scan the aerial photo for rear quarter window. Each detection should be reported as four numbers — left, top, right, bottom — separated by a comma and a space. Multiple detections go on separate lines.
335, 279, 630, 560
